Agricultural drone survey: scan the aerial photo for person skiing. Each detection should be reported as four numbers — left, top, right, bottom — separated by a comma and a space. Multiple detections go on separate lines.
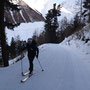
24, 38, 39, 74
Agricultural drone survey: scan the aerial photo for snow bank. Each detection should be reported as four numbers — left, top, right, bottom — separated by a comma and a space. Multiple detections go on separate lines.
61, 37, 90, 54
61, 24, 90, 62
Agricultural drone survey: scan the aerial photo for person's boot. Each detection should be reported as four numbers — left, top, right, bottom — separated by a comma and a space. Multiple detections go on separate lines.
29, 71, 33, 77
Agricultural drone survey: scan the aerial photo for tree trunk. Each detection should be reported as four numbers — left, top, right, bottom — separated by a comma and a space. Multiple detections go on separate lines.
88, 10, 90, 23
0, 1, 9, 67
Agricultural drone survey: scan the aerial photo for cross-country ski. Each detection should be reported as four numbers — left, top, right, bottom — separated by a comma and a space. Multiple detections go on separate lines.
22, 71, 30, 76
21, 76, 30, 83
21, 74, 32, 83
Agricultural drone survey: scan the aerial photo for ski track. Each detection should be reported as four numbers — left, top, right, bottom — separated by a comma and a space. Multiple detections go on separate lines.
0, 44, 90, 90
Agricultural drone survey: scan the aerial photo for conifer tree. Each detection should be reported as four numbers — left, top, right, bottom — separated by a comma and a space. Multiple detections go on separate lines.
44, 3, 61, 43
10, 37, 16, 58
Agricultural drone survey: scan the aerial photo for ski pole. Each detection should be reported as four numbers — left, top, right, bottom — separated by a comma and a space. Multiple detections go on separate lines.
37, 59, 44, 71
21, 58, 24, 76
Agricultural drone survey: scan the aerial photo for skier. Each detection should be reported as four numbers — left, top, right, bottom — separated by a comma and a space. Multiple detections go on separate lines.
24, 38, 39, 75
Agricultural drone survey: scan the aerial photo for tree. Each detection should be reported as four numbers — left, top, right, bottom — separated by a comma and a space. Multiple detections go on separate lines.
44, 3, 61, 43
0, 0, 19, 67
36, 31, 46, 45
10, 37, 16, 58
15, 35, 21, 55
57, 17, 69, 42
32, 30, 38, 41
83, 0, 90, 23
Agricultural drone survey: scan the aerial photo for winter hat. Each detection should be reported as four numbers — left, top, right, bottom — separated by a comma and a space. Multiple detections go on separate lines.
28, 38, 33, 42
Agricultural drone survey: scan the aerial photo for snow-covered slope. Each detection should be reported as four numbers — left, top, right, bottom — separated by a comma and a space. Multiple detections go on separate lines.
0, 44, 90, 90
6, 22, 44, 45
41, 0, 78, 19
61, 24, 90, 62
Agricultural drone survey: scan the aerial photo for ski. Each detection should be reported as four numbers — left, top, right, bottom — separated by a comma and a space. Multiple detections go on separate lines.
21, 74, 32, 83
22, 71, 30, 76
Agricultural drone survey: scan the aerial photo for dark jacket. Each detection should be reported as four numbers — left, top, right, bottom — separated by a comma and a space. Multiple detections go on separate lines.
26, 43, 39, 58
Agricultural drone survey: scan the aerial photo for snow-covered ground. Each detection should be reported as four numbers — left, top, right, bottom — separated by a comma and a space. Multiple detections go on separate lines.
0, 43, 90, 90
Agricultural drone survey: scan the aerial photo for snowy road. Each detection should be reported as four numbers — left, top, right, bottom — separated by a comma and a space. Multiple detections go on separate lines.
0, 44, 90, 90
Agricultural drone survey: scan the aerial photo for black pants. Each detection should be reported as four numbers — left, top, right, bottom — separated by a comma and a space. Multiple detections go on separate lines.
28, 54, 35, 74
